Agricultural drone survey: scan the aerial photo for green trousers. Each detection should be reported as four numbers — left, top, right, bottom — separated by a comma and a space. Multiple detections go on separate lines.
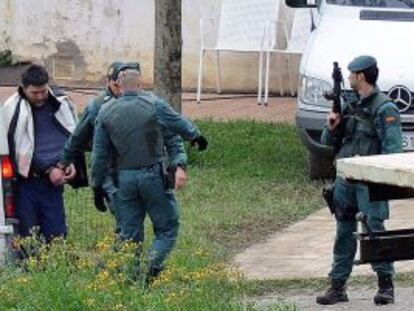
329, 178, 394, 282
116, 163, 180, 270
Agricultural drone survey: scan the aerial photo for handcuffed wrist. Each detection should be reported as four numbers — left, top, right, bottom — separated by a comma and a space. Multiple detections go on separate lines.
176, 163, 187, 171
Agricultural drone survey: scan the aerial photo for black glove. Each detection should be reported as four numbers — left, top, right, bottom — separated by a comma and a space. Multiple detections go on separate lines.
190, 135, 208, 151
93, 187, 109, 212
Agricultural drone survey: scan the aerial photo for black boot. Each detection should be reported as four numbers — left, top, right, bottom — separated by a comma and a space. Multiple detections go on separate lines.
316, 279, 349, 305
373, 275, 394, 305
145, 266, 163, 288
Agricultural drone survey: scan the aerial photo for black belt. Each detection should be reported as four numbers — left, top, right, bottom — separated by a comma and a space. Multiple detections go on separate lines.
28, 167, 49, 179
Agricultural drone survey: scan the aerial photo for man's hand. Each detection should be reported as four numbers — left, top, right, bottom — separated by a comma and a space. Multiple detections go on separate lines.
327, 112, 341, 131
93, 187, 109, 212
190, 135, 208, 151
49, 168, 66, 186
175, 167, 187, 191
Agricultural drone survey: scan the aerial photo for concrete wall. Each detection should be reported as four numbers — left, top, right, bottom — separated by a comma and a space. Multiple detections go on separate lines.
0, 0, 300, 93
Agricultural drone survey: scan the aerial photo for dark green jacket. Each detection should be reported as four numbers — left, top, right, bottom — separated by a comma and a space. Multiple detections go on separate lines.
60, 89, 114, 166
322, 87, 403, 158
61, 89, 187, 170
91, 91, 199, 187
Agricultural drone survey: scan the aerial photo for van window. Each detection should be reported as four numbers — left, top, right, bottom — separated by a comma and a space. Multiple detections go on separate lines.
326, 0, 414, 9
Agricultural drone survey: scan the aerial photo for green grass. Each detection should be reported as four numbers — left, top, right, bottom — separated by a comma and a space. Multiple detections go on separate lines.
0, 120, 324, 310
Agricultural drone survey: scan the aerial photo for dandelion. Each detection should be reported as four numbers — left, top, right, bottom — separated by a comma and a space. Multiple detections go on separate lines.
114, 303, 126, 310
76, 257, 94, 270
164, 292, 178, 304
85, 297, 96, 307
106, 259, 119, 270
15, 276, 30, 284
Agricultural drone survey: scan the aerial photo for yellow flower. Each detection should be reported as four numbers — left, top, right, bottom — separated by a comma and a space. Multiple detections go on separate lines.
106, 259, 119, 270
114, 303, 126, 310
85, 297, 96, 307
15, 276, 30, 284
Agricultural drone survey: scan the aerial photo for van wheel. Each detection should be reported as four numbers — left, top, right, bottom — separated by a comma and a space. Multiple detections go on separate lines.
309, 152, 335, 180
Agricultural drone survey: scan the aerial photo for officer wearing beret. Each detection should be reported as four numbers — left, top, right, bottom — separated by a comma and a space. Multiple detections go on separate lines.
91, 65, 207, 283
317, 56, 402, 305
60, 62, 189, 234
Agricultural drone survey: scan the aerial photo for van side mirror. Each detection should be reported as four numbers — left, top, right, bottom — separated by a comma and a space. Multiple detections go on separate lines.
285, 0, 317, 8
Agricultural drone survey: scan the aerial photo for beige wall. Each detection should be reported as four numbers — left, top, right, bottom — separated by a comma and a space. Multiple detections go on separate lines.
0, 0, 299, 93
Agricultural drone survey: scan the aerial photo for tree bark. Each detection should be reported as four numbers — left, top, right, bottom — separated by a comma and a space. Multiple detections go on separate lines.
154, 0, 182, 112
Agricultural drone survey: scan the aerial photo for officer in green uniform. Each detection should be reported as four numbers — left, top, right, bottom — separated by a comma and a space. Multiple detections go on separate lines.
316, 56, 402, 305
60, 62, 189, 233
60, 61, 124, 221
91, 65, 208, 282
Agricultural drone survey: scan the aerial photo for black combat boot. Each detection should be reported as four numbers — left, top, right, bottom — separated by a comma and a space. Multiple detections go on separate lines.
316, 279, 349, 305
145, 265, 163, 288
373, 275, 394, 305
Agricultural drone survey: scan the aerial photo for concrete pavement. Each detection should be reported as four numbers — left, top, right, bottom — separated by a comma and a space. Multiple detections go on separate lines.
238, 200, 414, 310
234, 199, 414, 280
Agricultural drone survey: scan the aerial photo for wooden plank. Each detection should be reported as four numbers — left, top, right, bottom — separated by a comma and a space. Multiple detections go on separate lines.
336, 152, 414, 188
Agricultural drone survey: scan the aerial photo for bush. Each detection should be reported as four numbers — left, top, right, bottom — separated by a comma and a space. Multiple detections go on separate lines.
0, 49, 13, 67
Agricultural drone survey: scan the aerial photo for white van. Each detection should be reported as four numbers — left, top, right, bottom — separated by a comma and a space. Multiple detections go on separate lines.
0, 105, 16, 265
287, 0, 414, 178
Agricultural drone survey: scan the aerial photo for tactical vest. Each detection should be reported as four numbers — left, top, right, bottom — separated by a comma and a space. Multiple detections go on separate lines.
102, 94, 165, 169
338, 92, 392, 159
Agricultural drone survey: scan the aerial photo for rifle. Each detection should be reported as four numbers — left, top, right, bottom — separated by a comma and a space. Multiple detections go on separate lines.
324, 62, 343, 117
323, 62, 344, 156
321, 62, 344, 216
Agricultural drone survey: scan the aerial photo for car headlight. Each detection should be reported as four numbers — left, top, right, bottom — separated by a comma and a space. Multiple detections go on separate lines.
299, 75, 332, 107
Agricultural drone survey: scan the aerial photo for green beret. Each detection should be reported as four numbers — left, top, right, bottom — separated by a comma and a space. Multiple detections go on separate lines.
107, 61, 125, 81
347, 55, 377, 72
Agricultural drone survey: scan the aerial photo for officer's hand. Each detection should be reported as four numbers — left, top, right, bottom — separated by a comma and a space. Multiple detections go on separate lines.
190, 135, 208, 151
63, 163, 76, 182
327, 112, 341, 131
175, 167, 187, 191
93, 187, 109, 212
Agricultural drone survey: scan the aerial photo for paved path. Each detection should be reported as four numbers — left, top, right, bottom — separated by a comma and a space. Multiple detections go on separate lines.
234, 199, 414, 280
0, 86, 296, 124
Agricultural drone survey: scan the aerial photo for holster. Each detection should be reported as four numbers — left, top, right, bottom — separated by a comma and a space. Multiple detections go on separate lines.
322, 184, 336, 215
333, 200, 358, 221
322, 184, 357, 221
162, 163, 176, 190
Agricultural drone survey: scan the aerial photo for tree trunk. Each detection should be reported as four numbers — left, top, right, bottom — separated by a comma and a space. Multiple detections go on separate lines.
154, 0, 182, 112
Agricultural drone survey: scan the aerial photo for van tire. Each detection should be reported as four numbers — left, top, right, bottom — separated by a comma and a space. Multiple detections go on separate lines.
309, 152, 335, 180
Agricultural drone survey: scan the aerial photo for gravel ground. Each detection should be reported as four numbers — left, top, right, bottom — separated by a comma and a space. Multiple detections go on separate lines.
254, 286, 414, 311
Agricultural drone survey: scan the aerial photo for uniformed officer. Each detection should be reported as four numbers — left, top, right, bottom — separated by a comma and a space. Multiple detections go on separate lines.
60, 62, 189, 233
91, 65, 208, 282
316, 56, 402, 305
59, 61, 124, 232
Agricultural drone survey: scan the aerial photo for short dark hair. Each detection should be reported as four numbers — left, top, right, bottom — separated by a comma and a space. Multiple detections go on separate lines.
21, 65, 49, 87
359, 65, 379, 85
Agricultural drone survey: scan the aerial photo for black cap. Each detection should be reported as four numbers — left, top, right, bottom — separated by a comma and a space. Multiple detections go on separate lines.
115, 62, 141, 79
107, 61, 125, 81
